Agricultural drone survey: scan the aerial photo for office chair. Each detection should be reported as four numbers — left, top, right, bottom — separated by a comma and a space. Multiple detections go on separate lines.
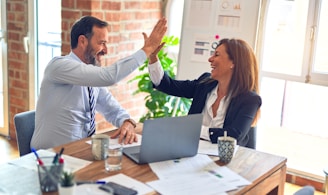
293, 185, 315, 195
245, 126, 257, 149
13, 110, 35, 156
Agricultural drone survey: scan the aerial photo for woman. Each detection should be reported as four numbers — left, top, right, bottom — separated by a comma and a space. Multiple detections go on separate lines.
148, 38, 261, 147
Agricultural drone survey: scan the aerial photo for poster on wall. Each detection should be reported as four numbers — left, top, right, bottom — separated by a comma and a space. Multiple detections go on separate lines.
177, 0, 262, 80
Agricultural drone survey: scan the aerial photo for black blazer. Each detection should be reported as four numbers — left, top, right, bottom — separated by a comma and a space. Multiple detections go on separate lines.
154, 72, 262, 146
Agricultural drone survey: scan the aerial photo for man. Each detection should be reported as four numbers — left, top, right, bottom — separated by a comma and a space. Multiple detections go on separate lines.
31, 16, 167, 149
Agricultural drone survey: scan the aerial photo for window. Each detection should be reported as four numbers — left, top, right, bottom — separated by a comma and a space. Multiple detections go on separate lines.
257, 0, 328, 179
36, 0, 61, 95
27, 0, 61, 107
260, 0, 309, 78
260, 0, 328, 84
165, 0, 184, 60
312, 0, 328, 78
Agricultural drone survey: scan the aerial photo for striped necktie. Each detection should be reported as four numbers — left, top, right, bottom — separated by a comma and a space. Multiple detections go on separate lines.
87, 87, 96, 136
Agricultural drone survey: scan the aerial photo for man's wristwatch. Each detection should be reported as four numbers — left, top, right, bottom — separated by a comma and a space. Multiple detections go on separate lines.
124, 118, 137, 128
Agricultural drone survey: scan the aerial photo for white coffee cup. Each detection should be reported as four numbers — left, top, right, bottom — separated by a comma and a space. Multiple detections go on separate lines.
91, 134, 109, 160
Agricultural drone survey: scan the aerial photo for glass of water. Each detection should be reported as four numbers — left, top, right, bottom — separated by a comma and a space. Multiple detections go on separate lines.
105, 139, 123, 171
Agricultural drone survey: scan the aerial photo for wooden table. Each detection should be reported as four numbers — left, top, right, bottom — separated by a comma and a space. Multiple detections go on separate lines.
51, 131, 287, 195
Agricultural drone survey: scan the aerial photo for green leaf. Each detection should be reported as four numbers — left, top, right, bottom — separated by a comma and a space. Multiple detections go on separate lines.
128, 35, 191, 122
60, 171, 75, 187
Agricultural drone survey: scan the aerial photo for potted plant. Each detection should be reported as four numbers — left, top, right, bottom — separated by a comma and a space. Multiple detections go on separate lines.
129, 35, 191, 122
58, 171, 75, 195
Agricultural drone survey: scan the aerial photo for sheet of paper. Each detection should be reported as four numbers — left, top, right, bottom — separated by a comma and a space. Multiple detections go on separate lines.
149, 154, 218, 180
198, 139, 218, 156
148, 154, 251, 194
209, 166, 251, 187
60, 153, 92, 173
147, 172, 232, 195
198, 140, 239, 157
86, 134, 142, 149
75, 173, 153, 195
0, 163, 41, 194
9, 149, 92, 173
74, 184, 108, 195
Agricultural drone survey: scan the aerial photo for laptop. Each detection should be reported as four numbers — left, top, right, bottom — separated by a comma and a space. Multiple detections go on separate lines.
123, 113, 203, 164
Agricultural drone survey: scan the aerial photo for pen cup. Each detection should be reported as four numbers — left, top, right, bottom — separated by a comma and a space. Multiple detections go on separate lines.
37, 156, 63, 192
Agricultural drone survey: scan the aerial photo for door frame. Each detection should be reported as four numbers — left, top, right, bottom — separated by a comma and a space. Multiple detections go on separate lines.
0, 0, 8, 136
27, 0, 36, 109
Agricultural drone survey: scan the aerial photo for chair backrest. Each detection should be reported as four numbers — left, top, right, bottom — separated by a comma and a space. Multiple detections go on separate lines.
245, 126, 257, 149
293, 185, 315, 195
13, 110, 35, 156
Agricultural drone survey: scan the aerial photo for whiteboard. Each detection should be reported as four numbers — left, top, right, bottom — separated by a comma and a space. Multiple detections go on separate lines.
177, 0, 262, 80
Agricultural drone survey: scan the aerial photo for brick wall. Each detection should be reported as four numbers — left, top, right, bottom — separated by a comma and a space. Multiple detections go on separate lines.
7, 0, 162, 139
7, 0, 29, 139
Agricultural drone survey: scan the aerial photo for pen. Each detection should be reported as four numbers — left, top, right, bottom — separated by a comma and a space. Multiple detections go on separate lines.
58, 147, 65, 157
31, 147, 44, 165
76, 181, 106, 185
52, 153, 59, 164
53, 147, 65, 164
58, 147, 65, 164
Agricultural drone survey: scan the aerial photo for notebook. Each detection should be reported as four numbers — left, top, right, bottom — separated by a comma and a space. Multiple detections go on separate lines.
123, 113, 203, 164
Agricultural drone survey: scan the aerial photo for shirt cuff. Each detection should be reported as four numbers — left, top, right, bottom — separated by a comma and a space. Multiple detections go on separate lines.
148, 61, 164, 86
200, 125, 210, 141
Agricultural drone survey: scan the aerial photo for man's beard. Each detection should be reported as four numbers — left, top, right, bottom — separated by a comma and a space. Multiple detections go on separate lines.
84, 45, 101, 66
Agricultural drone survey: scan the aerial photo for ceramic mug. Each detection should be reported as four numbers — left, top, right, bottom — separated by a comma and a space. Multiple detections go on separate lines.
217, 136, 236, 163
